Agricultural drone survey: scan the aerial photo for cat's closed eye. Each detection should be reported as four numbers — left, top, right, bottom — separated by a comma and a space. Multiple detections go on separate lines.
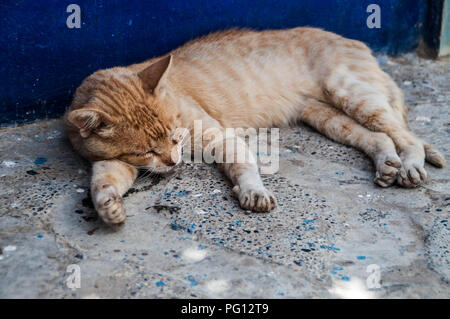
137, 150, 157, 158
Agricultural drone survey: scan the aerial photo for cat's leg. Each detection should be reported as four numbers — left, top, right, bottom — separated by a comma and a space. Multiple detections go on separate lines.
386, 80, 446, 171
91, 160, 138, 225
222, 162, 277, 212
200, 125, 276, 212
299, 99, 401, 187
323, 71, 445, 187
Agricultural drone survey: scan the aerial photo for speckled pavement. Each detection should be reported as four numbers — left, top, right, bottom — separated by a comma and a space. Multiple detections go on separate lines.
0, 53, 449, 298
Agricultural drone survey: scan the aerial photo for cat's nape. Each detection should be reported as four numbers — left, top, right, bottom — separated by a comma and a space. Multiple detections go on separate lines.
65, 27, 445, 225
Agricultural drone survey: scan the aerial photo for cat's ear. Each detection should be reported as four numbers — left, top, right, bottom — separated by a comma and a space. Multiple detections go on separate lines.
138, 55, 172, 94
67, 107, 111, 138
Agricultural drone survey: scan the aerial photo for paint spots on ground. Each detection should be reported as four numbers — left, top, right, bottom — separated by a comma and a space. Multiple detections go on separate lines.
170, 220, 196, 233
155, 281, 165, 287
162, 190, 191, 199
357, 256, 367, 260
149, 205, 180, 214
34, 157, 47, 165
331, 266, 344, 275
37, 234, 43, 238
319, 243, 341, 251
186, 275, 199, 287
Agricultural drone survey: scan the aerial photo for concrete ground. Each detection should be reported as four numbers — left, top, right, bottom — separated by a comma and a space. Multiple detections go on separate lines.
0, 53, 449, 298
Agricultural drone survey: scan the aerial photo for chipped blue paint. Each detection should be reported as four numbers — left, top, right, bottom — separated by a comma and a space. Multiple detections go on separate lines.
155, 281, 166, 287
357, 256, 367, 260
320, 243, 341, 251
186, 275, 198, 287
188, 223, 196, 233
212, 238, 226, 247
229, 220, 242, 227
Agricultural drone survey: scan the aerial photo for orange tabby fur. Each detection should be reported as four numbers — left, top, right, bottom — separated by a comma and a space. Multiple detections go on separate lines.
65, 27, 445, 225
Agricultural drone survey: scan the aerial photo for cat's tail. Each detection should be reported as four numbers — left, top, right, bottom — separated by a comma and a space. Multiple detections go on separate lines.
424, 143, 446, 168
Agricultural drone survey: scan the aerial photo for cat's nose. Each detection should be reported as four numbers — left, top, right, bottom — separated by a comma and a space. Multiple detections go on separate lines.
167, 157, 177, 166
166, 152, 179, 166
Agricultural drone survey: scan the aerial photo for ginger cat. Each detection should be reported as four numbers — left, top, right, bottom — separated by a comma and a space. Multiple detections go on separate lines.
65, 27, 445, 225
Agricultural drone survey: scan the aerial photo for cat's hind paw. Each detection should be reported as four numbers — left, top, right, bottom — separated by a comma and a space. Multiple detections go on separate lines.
233, 185, 277, 212
373, 152, 402, 187
396, 161, 427, 188
92, 184, 126, 225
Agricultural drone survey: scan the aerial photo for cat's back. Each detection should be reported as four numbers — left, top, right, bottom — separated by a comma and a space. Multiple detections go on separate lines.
172, 27, 354, 60
166, 28, 347, 127
140, 27, 373, 128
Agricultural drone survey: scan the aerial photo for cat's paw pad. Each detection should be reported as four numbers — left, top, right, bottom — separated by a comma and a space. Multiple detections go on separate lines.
233, 185, 277, 212
374, 153, 402, 187
396, 161, 427, 188
93, 184, 126, 225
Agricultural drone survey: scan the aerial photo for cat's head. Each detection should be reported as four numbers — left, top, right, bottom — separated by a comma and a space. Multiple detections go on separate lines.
65, 55, 183, 173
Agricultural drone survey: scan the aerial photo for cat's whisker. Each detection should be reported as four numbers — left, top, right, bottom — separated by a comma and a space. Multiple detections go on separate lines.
136, 169, 151, 183
136, 166, 158, 184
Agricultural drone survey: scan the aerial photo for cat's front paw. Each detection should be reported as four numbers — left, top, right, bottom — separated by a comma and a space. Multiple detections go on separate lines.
233, 184, 277, 212
92, 184, 126, 225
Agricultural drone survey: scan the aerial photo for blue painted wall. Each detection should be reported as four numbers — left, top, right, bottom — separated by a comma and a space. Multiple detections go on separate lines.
1, 0, 426, 125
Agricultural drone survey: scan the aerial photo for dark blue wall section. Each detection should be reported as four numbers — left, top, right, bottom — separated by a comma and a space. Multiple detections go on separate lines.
1, 0, 426, 125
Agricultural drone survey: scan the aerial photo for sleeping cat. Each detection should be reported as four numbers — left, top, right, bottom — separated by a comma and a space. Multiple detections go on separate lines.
65, 27, 445, 225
